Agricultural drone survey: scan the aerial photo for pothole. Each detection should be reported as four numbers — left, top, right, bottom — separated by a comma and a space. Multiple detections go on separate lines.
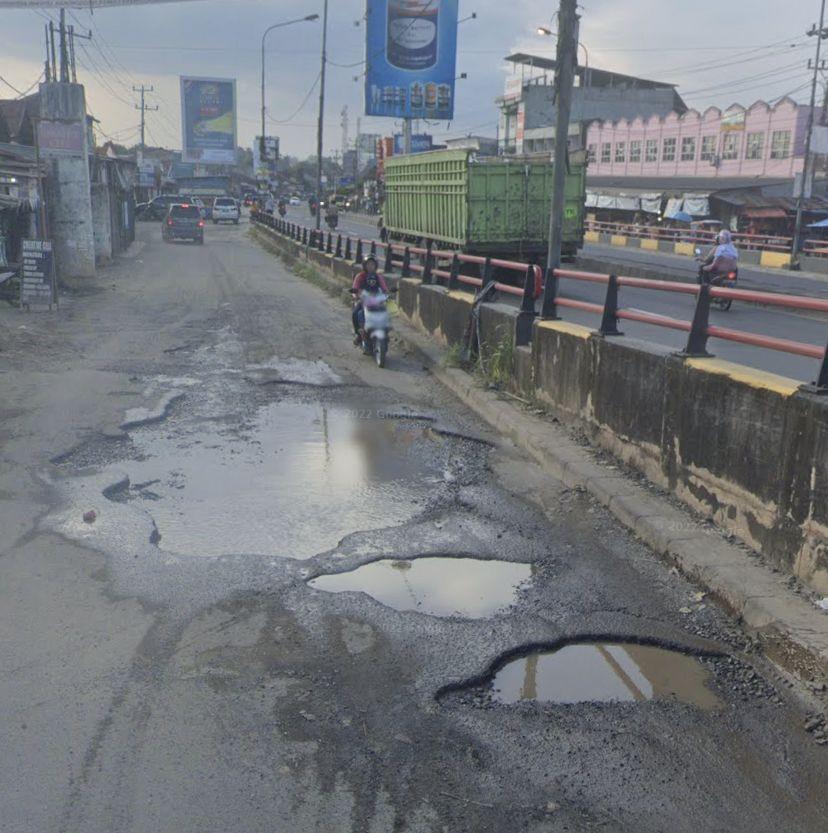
488, 642, 722, 710
308, 557, 533, 618
108, 400, 444, 559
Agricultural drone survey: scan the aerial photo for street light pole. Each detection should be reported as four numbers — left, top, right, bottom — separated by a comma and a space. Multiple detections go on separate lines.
540, 0, 579, 318
260, 14, 319, 176
792, 0, 827, 268
316, 0, 330, 231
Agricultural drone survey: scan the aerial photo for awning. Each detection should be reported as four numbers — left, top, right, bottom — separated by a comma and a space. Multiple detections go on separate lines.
808, 218, 828, 228
682, 194, 710, 217
743, 207, 786, 219
640, 193, 663, 214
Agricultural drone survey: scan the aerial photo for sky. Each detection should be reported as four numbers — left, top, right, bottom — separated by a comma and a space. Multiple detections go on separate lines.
0, 0, 823, 156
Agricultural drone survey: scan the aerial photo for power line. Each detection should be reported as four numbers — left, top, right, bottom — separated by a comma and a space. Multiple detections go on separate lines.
267, 72, 322, 124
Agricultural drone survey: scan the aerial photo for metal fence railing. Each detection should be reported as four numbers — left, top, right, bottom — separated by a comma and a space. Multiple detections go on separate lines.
252, 211, 828, 391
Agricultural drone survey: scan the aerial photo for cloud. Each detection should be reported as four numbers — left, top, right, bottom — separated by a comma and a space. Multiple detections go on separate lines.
0, 0, 818, 156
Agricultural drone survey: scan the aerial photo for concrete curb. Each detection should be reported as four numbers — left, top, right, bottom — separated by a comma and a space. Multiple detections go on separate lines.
251, 218, 828, 689
392, 320, 828, 688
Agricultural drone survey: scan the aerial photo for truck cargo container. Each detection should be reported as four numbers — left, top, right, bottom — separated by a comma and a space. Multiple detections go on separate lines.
382, 148, 586, 260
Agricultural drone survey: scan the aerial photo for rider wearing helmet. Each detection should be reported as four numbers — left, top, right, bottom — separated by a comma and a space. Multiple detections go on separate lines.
700, 229, 739, 284
351, 256, 389, 344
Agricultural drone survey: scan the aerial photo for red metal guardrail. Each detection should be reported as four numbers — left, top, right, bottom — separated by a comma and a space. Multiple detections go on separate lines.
252, 211, 828, 390
549, 268, 828, 387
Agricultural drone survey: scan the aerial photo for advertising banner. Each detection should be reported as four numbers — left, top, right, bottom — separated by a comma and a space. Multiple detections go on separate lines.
180, 76, 237, 164
365, 0, 459, 120
393, 133, 433, 154
721, 109, 746, 133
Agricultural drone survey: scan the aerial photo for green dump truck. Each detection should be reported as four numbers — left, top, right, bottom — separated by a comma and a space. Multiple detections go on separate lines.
382, 148, 586, 261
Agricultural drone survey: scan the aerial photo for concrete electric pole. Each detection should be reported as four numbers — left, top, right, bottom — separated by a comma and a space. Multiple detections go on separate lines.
133, 85, 159, 152
792, 0, 827, 267
540, 0, 579, 318
316, 0, 329, 230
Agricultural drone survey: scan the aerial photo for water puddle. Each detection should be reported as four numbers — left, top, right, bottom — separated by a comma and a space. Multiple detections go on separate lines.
490, 643, 722, 710
114, 401, 439, 559
309, 557, 532, 618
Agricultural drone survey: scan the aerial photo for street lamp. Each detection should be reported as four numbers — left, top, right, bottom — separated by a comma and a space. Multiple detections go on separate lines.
261, 14, 319, 166
536, 25, 589, 72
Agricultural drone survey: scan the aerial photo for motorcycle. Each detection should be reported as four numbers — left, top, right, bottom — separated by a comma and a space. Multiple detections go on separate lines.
694, 247, 738, 311
326, 212, 339, 230
358, 289, 394, 368
278, 204, 287, 218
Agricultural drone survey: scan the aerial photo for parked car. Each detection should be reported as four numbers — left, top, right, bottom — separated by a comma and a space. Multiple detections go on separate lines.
162, 203, 204, 244
144, 194, 182, 221
135, 202, 153, 221
212, 196, 241, 224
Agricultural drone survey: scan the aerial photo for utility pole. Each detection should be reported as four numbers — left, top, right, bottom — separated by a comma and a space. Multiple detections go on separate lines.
403, 118, 412, 154
59, 8, 69, 83
792, 0, 827, 268
315, 0, 329, 231
133, 85, 159, 153
540, 0, 579, 318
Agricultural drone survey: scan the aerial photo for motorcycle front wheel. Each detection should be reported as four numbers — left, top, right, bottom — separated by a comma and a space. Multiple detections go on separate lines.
374, 338, 387, 368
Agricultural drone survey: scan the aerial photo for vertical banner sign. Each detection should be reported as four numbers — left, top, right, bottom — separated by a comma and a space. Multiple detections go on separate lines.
365, 0, 459, 120
20, 239, 57, 308
180, 77, 237, 164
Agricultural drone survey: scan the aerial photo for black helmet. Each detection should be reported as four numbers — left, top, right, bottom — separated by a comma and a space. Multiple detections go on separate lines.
363, 255, 378, 268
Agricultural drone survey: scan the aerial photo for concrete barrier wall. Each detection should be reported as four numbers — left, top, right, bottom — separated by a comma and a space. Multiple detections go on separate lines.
396, 274, 828, 593
252, 216, 828, 593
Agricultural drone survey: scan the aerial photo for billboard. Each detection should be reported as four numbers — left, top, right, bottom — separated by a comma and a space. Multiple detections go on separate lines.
180, 76, 237, 164
365, 0, 459, 120
393, 133, 433, 154
253, 136, 279, 181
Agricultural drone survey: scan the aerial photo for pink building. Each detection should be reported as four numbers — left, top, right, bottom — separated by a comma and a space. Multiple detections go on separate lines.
585, 98, 811, 181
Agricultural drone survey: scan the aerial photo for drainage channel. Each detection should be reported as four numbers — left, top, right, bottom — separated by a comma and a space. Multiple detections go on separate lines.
309, 557, 533, 618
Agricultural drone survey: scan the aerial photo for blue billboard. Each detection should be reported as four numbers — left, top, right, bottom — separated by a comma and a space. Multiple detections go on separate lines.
393, 133, 433, 154
365, 0, 459, 120
180, 76, 237, 165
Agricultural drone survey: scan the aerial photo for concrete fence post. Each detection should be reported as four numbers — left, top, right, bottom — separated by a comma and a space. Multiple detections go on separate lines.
383, 242, 394, 273
680, 284, 713, 357
355, 239, 364, 264
422, 241, 433, 284
335, 234, 343, 258
448, 254, 460, 291
344, 237, 352, 261
402, 247, 411, 277
515, 264, 537, 347
599, 274, 623, 336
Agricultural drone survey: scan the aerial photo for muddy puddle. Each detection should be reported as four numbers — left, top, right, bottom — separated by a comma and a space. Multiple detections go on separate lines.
309, 557, 533, 618
113, 401, 441, 559
490, 642, 722, 710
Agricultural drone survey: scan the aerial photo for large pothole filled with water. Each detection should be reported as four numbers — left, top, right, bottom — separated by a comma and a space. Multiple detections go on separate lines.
309, 557, 533, 618
483, 642, 723, 710
103, 399, 453, 559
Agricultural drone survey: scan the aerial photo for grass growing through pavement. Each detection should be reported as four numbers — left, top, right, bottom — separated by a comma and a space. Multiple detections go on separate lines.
476, 332, 514, 388
441, 343, 465, 368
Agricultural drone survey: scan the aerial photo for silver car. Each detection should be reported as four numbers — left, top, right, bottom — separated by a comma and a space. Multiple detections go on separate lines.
212, 197, 240, 225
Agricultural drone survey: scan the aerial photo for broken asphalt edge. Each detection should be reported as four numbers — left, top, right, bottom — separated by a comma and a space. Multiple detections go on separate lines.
396, 322, 828, 689
252, 222, 828, 691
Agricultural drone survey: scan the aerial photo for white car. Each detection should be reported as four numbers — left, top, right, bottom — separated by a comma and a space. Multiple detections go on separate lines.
212, 196, 240, 224
289, 196, 301, 206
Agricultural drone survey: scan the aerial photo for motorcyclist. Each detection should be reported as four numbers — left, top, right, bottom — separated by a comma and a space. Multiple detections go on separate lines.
699, 229, 739, 285
351, 255, 389, 345
277, 198, 287, 217
325, 204, 339, 229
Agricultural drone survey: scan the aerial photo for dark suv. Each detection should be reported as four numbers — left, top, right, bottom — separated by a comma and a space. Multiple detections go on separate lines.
162, 203, 204, 244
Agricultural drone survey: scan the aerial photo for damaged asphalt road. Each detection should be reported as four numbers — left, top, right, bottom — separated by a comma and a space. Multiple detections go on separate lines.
1, 221, 827, 833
